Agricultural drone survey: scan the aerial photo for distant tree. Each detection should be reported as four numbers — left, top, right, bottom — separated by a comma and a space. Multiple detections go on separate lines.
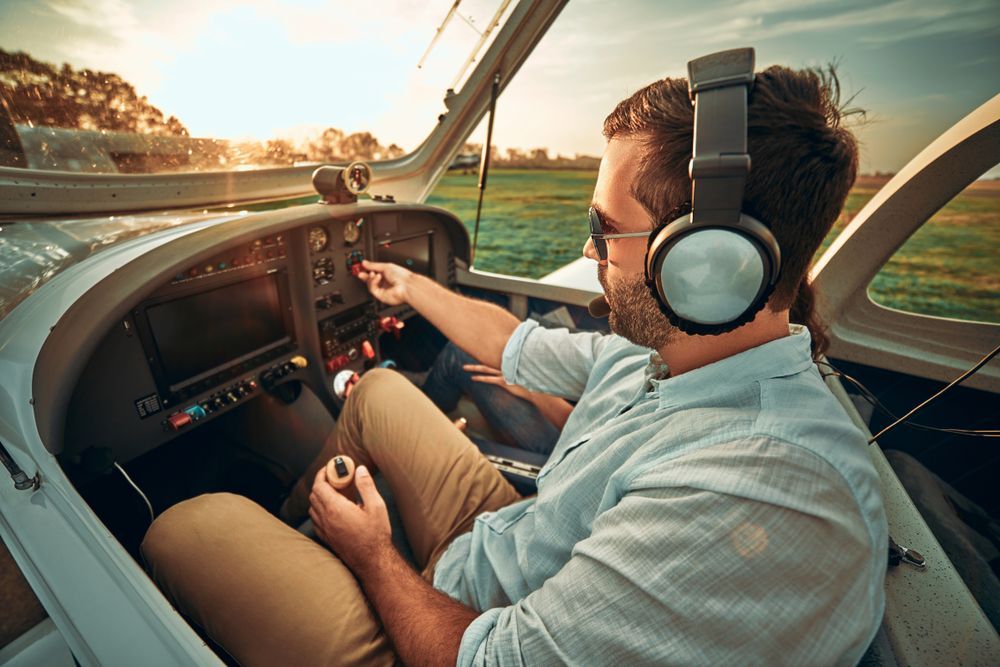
265, 139, 297, 165
306, 127, 346, 162
383, 143, 406, 159
505, 147, 525, 163
0, 48, 188, 136
529, 147, 549, 164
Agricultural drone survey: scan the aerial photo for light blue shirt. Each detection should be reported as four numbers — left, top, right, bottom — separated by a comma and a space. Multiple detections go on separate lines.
434, 321, 887, 666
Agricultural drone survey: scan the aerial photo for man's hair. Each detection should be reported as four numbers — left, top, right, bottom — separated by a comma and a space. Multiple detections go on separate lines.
603, 65, 860, 356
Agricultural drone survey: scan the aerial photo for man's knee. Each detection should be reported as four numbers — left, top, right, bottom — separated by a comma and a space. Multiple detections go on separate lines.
351, 367, 410, 402
142, 493, 261, 574
344, 367, 423, 423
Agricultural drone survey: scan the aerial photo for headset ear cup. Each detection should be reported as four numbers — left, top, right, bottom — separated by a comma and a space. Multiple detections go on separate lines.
644, 214, 779, 336
646, 276, 775, 336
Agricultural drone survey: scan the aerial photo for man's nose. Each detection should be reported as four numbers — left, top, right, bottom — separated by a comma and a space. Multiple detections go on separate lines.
583, 237, 600, 262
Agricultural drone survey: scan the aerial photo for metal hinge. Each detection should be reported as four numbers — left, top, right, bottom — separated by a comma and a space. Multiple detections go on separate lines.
0, 439, 41, 491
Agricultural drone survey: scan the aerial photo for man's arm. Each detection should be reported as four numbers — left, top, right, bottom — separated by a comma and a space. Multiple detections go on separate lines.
357, 260, 518, 369
464, 362, 574, 429
308, 465, 477, 667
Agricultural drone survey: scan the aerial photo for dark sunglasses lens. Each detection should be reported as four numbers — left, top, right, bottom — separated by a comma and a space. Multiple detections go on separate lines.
588, 208, 607, 260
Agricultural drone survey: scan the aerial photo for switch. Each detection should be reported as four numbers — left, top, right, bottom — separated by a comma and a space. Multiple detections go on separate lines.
361, 340, 375, 360
167, 412, 193, 431
325, 354, 350, 374
184, 405, 207, 420
379, 316, 405, 339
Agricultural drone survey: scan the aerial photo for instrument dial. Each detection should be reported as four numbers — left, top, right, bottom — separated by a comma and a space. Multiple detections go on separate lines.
343, 218, 362, 245
313, 257, 335, 285
308, 226, 329, 253
342, 161, 371, 194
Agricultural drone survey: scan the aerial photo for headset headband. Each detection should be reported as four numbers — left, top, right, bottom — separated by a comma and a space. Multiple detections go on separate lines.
687, 48, 755, 227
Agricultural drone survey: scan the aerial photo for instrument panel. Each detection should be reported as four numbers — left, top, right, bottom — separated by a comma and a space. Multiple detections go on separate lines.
63, 205, 466, 463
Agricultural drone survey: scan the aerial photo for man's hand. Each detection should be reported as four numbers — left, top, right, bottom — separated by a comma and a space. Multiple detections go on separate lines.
309, 462, 480, 667
464, 363, 534, 401
308, 465, 392, 573
355, 260, 411, 306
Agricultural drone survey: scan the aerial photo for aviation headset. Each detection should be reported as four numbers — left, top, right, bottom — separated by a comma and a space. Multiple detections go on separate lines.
644, 47, 781, 336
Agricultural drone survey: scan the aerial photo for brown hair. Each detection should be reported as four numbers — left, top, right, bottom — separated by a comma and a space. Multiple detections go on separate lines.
603, 65, 859, 358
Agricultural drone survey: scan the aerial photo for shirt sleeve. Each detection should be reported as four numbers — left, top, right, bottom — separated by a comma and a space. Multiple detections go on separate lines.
456, 442, 881, 666
500, 319, 610, 400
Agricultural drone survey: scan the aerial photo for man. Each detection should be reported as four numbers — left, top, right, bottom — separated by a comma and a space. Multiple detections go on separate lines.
142, 59, 886, 666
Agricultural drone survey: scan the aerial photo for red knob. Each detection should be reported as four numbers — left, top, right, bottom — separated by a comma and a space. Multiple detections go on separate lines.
379, 316, 405, 338
167, 412, 192, 431
351, 263, 364, 277
325, 354, 350, 374
361, 340, 375, 360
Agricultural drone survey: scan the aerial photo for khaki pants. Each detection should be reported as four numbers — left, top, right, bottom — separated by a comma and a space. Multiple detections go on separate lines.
141, 368, 521, 667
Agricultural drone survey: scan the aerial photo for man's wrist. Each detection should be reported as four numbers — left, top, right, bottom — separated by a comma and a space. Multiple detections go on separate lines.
347, 539, 398, 581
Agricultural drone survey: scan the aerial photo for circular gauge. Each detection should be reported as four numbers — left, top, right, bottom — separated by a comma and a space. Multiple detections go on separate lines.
342, 161, 371, 195
343, 218, 362, 245
312, 257, 335, 285
308, 226, 329, 253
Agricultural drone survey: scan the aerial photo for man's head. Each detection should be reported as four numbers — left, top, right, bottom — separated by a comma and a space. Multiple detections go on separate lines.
586, 65, 859, 351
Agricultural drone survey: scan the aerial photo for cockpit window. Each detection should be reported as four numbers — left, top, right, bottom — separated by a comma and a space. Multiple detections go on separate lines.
0, 0, 515, 174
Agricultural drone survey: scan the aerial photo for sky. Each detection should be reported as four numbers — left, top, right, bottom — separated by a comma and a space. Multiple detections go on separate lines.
1, 0, 998, 175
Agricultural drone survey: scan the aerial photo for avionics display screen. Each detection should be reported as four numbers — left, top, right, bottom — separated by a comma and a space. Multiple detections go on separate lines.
145, 274, 289, 388
375, 234, 431, 276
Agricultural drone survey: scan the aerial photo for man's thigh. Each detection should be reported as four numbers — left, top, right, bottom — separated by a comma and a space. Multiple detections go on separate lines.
289, 368, 521, 572
142, 493, 395, 667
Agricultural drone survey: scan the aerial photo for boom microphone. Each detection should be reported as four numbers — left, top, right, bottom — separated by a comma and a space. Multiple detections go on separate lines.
588, 294, 611, 318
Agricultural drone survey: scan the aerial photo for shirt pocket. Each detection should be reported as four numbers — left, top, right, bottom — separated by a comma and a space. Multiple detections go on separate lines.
537, 433, 591, 482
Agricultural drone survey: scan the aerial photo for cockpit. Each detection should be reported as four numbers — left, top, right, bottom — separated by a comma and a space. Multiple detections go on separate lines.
1, 1, 998, 665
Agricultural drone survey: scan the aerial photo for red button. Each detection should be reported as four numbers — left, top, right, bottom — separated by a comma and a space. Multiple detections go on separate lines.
361, 340, 375, 360
351, 264, 364, 277
325, 354, 349, 374
167, 412, 192, 431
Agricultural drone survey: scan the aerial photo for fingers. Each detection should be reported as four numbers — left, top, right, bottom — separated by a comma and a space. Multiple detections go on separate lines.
353, 466, 385, 513
361, 259, 391, 272
470, 374, 506, 385
311, 468, 348, 512
463, 364, 502, 376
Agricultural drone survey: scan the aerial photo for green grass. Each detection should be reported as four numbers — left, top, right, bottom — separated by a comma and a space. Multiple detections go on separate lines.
428, 168, 999, 323
427, 169, 598, 279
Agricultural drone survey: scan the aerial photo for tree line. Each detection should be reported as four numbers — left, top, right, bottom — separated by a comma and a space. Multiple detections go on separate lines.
0, 48, 596, 171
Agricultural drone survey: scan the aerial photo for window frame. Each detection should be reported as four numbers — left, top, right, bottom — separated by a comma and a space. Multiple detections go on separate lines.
810, 93, 1000, 394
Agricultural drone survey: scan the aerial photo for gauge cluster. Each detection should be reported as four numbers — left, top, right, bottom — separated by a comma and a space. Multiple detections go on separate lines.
61, 203, 468, 464
308, 216, 371, 322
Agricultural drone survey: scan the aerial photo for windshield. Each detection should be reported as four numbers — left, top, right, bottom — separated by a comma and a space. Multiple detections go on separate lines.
0, 0, 513, 174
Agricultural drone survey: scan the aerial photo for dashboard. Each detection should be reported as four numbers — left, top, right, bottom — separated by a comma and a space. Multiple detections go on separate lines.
62, 204, 466, 463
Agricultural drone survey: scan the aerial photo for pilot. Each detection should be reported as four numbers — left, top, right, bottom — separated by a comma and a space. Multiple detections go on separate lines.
142, 57, 887, 666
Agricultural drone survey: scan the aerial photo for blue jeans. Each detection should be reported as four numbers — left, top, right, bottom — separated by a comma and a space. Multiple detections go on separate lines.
418, 343, 560, 456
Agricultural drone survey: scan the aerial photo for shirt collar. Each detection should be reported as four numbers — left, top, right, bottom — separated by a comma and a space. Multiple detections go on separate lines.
650, 325, 814, 408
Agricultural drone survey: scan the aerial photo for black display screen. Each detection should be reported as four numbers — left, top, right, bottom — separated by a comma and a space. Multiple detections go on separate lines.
376, 235, 431, 276
145, 274, 289, 388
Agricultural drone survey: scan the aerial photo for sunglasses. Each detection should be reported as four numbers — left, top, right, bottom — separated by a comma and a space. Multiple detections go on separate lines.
588, 206, 649, 262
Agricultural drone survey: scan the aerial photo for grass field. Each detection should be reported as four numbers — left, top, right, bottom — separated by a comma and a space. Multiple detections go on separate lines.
428, 169, 999, 323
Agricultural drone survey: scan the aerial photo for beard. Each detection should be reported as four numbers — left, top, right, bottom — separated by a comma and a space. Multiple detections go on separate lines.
598, 265, 676, 350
